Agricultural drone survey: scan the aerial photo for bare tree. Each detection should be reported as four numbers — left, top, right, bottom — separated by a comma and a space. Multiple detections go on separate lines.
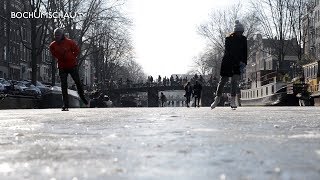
189, 50, 215, 76
197, 2, 259, 78
91, 19, 135, 88
122, 59, 146, 83
251, 0, 294, 71
19, 0, 50, 85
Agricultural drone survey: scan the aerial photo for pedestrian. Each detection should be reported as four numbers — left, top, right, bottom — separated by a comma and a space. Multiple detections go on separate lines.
160, 92, 167, 107
184, 81, 193, 107
210, 20, 247, 109
193, 80, 202, 107
89, 92, 106, 108
49, 28, 88, 111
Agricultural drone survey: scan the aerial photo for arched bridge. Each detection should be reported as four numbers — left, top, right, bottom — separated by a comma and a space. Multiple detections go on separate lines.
105, 85, 217, 107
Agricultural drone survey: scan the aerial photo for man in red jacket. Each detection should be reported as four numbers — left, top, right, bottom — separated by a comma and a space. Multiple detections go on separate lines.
49, 28, 88, 111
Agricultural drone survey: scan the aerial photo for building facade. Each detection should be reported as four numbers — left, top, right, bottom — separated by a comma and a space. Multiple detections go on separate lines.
304, 0, 320, 61
0, 0, 34, 80
245, 34, 300, 84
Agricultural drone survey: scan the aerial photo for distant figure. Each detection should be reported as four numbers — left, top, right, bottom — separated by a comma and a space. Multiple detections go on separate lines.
150, 76, 153, 83
160, 92, 167, 107
89, 93, 112, 108
158, 75, 162, 85
184, 82, 193, 107
49, 28, 88, 111
193, 80, 202, 107
170, 75, 174, 86
210, 20, 247, 109
103, 95, 113, 107
296, 91, 310, 106
199, 75, 204, 85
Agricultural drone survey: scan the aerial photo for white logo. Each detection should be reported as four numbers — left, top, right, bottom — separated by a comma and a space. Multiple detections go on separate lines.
11, 12, 85, 19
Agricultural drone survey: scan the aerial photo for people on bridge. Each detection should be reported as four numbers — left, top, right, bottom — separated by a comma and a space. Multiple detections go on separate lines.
170, 75, 174, 86
210, 20, 247, 109
49, 28, 88, 111
158, 75, 162, 85
199, 75, 204, 85
193, 80, 202, 107
184, 82, 193, 107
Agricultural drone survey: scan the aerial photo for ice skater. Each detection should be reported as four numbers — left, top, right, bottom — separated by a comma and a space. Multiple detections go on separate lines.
49, 28, 88, 111
210, 20, 247, 109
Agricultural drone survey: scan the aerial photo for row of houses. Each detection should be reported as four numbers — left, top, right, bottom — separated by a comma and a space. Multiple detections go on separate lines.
0, 0, 95, 88
305, 0, 320, 61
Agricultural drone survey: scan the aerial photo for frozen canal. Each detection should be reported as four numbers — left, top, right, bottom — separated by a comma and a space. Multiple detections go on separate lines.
0, 107, 319, 179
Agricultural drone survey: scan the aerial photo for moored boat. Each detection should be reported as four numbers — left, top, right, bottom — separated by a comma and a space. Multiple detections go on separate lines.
240, 70, 298, 106
0, 94, 40, 109
39, 86, 81, 108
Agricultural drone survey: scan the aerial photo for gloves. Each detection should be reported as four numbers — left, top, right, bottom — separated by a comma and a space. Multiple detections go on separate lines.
240, 62, 246, 74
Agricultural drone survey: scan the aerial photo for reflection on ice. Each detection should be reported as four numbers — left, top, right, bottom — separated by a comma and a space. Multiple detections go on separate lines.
0, 163, 13, 173
289, 132, 320, 139
107, 133, 117, 138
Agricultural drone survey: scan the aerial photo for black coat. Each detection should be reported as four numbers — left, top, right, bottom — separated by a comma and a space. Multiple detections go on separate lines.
193, 83, 202, 97
220, 33, 247, 77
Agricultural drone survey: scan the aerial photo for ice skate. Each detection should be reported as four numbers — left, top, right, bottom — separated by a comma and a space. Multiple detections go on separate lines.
230, 96, 237, 110
61, 106, 69, 111
210, 96, 220, 109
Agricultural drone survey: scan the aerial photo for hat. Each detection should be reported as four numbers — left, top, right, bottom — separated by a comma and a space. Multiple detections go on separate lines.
54, 28, 64, 36
234, 20, 244, 32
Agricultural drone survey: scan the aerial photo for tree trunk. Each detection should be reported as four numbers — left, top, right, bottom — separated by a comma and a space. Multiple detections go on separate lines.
31, 20, 38, 85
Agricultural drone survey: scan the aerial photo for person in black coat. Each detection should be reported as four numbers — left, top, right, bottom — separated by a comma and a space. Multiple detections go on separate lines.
184, 82, 193, 107
211, 20, 247, 109
193, 80, 202, 107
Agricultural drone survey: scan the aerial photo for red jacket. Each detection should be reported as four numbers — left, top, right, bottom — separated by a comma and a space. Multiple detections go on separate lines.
49, 37, 80, 69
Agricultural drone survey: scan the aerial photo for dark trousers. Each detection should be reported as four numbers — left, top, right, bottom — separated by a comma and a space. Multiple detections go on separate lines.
216, 75, 240, 97
194, 94, 201, 107
186, 95, 191, 106
59, 67, 85, 108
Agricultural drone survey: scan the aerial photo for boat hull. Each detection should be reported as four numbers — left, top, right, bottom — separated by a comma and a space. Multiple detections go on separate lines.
241, 92, 298, 106
39, 90, 80, 108
0, 94, 40, 109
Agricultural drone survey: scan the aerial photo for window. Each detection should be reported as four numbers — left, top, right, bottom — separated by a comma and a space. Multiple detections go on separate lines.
266, 87, 268, 95
24, 47, 27, 61
4, 22, 6, 37
3, 46, 7, 61
304, 68, 307, 78
272, 85, 275, 93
